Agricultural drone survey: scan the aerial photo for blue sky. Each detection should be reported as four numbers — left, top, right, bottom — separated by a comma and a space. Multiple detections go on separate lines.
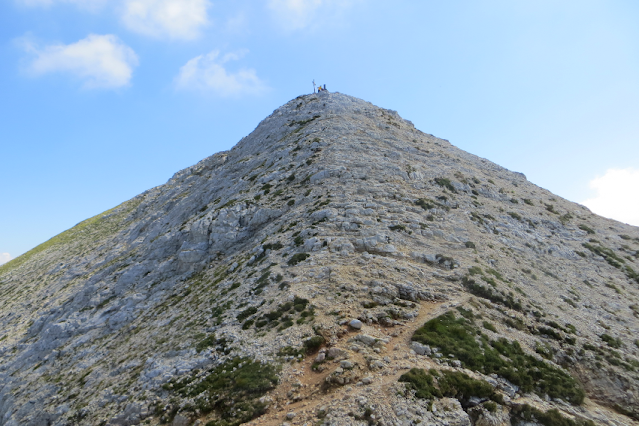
1, 0, 639, 263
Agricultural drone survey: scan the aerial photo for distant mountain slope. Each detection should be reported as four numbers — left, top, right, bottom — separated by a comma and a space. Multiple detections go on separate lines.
1, 92, 638, 426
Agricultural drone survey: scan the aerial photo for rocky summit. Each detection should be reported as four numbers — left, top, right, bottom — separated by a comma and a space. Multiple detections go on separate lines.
1, 92, 639, 426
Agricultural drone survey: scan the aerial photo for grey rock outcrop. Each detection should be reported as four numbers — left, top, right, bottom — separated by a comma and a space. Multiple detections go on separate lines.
0, 92, 638, 426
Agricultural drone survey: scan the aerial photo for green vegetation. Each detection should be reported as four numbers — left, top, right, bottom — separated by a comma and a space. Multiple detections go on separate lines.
483, 321, 497, 332
600, 334, 622, 349
163, 358, 279, 426
462, 276, 523, 312
250, 297, 313, 330
416, 198, 435, 210
0, 198, 140, 275
578, 224, 595, 234
523, 199, 534, 206
288, 253, 310, 266
582, 243, 639, 283
465, 241, 476, 249
399, 368, 498, 407
411, 312, 585, 405
237, 307, 258, 322
507, 212, 522, 221
434, 177, 457, 193
510, 405, 595, 426
303, 336, 325, 354
559, 213, 572, 225
195, 334, 217, 353
389, 224, 407, 232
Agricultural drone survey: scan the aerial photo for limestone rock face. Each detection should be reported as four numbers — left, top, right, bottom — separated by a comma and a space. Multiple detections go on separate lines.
1, 92, 639, 426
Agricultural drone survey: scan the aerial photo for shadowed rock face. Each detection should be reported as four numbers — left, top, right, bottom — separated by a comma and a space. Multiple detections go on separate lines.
1, 92, 638, 426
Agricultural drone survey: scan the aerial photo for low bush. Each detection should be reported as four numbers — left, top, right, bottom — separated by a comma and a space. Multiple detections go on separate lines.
411, 312, 585, 405
288, 253, 310, 266
399, 368, 497, 407
510, 404, 595, 426
164, 358, 279, 426
434, 177, 457, 193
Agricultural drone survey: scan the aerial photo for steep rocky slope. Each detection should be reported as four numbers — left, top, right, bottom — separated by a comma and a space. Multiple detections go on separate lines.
1, 92, 639, 426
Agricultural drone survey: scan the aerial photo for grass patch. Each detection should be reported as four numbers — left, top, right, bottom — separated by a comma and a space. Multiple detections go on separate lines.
434, 177, 457, 193
462, 276, 523, 312
411, 311, 585, 405
288, 253, 310, 266
578, 224, 595, 234
195, 334, 217, 353
163, 358, 279, 426
0, 198, 140, 275
507, 212, 522, 221
399, 368, 498, 407
510, 404, 595, 426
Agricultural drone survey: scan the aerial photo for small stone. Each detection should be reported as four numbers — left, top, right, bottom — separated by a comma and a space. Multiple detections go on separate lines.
349, 319, 363, 329
410, 341, 431, 355
340, 360, 354, 369
286, 411, 296, 419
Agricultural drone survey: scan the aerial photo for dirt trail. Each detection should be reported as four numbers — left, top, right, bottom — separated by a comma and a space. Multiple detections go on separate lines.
246, 299, 455, 425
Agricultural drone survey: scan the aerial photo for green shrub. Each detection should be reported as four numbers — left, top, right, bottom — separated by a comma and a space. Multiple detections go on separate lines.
465, 241, 476, 249
416, 198, 435, 210
462, 277, 523, 312
578, 224, 595, 234
389, 224, 407, 232
399, 369, 497, 407
434, 177, 457, 193
411, 312, 585, 405
483, 321, 497, 332
510, 404, 595, 426
600, 334, 622, 349
483, 401, 497, 412
507, 212, 522, 221
237, 307, 258, 322
303, 336, 325, 354
164, 358, 279, 426
288, 253, 310, 266
195, 334, 217, 353
523, 199, 534, 206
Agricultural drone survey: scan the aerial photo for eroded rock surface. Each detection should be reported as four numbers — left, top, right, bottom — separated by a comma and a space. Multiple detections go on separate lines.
1, 92, 638, 425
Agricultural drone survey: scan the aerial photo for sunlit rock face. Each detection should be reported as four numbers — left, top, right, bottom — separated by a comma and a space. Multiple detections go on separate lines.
1, 92, 638, 426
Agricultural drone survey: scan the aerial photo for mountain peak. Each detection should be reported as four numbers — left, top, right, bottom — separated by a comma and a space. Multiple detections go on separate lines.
1, 93, 638, 426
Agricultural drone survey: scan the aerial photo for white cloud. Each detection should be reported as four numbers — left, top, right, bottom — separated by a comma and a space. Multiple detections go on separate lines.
120, 0, 210, 40
0, 253, 12, 266
267, 0, 355, 31
175, 50, 268, 96
582, 168, 639, 226
23, 34, 139, 89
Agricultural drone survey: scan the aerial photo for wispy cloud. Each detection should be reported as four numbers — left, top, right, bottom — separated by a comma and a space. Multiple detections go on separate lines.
0, 253, 12, 266
582, 168, 639, 226
19, 0, 210, 40
22, 34, 139, 89
267, 0, 355, 31
120, 0, 210, 40
175, 50, 268, 96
